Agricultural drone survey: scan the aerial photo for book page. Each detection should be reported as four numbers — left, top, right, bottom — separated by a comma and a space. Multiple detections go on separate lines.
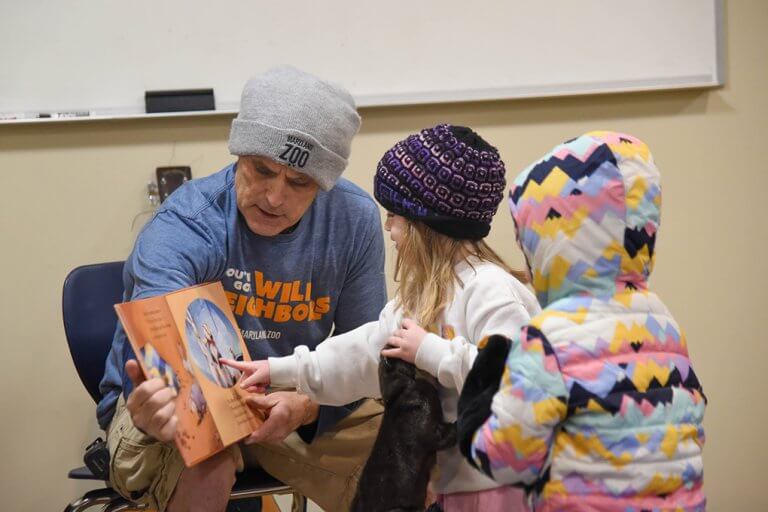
115, 294, 223, 467
165, 282, 263, 447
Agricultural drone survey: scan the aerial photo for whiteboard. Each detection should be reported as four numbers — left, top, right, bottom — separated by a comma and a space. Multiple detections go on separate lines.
0, 0, 724, 122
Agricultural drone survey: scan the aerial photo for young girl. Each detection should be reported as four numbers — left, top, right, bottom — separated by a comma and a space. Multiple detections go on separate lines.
223, 124, 540, 511
458, 131, 706, 511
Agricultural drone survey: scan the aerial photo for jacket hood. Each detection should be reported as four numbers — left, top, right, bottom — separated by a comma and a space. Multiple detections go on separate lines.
509, 131, 661, 307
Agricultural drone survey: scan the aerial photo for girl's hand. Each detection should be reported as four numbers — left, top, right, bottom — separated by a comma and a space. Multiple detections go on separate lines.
380, 318, 427, 364
219, 358, 270, 393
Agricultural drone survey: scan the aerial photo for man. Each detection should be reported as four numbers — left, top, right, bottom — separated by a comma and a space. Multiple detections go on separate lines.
97, 66, 387, 512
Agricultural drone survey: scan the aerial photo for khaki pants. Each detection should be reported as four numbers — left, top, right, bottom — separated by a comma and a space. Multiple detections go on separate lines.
107, 396, 383, 512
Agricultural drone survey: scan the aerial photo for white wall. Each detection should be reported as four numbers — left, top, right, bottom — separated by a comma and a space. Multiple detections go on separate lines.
0, 1, 765, 509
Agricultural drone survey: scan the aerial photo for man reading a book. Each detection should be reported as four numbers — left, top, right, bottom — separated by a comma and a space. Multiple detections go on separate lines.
96, 66, 387, 512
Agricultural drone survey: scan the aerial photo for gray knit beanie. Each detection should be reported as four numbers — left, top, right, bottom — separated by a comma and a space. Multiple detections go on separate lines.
228, 66, 361, 191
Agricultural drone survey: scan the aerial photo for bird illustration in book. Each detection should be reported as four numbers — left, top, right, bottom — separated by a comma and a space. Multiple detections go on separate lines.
140, 343, 180, 395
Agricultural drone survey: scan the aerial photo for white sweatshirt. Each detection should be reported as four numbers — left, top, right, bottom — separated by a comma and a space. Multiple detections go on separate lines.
269, 258, 541, 494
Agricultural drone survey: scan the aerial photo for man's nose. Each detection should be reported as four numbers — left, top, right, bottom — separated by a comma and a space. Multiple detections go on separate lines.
265, 178, 286, 208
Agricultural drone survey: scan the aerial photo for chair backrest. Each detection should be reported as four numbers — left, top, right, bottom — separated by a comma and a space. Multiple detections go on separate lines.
62, 261, 125, 404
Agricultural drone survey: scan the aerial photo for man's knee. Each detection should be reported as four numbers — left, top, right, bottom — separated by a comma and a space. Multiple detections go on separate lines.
168, 450, 238, 512
187, 449, 237, 488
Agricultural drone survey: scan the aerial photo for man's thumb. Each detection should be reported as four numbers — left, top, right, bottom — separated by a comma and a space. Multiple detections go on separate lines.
246, 394, 272, 410
125, 359, 146, 388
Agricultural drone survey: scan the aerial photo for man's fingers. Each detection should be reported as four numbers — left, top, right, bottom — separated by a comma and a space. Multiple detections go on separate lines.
219, 358, 250, 371
244, 385, 267, 394
142, 401, 177, 441
401, 318, 417, 329
143, 386, 177, 413
125, 360, 146, 388
245, 414, 282, 444
246, 419, 277, 444
157, 415, 178, 443
246, 394, 274, 411
247, 405, 291, 444
129, 385, 177, 434
126, 378, 169, 412
387, 336, 403, 347
244, 431, 261, 445
150, 399, 176, 430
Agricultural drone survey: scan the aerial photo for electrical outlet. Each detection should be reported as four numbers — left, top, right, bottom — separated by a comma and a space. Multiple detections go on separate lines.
156, 166, 192, 203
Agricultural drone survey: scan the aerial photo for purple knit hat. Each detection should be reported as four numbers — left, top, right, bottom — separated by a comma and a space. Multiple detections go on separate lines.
374, 124, 506, 240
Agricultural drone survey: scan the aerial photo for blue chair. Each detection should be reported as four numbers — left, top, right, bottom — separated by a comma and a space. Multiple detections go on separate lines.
62, 261, 303, 512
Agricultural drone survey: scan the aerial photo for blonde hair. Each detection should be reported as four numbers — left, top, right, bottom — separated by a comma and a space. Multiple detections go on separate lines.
393, 220, 529, 329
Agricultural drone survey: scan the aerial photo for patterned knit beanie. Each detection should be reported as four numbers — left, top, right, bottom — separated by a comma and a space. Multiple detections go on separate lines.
374, 124, 506, 240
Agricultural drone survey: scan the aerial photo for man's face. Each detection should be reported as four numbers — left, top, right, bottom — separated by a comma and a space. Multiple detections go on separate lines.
235, 156, 320, 236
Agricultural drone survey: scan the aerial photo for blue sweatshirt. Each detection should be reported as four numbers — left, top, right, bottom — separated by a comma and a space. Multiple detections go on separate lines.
97, 163, 387, 439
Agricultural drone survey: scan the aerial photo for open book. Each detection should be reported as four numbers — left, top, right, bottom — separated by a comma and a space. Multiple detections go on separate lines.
115, 282, 263, 467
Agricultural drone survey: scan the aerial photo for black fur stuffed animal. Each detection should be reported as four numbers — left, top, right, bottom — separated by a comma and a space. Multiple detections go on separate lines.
351, 354, 456, 512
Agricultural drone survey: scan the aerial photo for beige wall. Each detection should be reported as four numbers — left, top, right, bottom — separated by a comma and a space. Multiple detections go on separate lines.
1, 1, 765, 510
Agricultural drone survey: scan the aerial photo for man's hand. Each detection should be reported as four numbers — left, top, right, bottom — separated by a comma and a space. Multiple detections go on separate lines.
380, 318, 428, 364
244, 391, 319, 445
219, 358, 270, 393
125, 360, 178, 442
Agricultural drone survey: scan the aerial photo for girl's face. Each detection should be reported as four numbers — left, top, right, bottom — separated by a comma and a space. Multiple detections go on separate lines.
384, 212, 408, 251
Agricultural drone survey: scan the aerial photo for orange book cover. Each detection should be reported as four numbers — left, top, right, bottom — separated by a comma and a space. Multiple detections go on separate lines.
115, 282, 263, 467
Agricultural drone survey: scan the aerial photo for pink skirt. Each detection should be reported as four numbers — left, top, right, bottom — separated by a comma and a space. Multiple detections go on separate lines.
436, 486, 528, 512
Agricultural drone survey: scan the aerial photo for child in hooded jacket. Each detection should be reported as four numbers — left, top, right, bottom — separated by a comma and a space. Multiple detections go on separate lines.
457, 131, 706, 511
